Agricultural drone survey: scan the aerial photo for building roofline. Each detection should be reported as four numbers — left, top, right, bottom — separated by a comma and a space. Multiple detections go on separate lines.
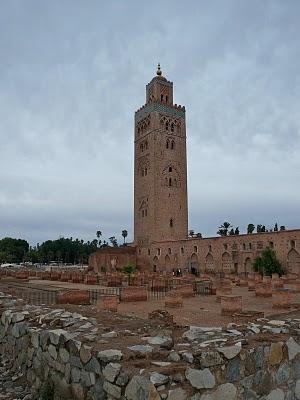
149, 228, 300, 245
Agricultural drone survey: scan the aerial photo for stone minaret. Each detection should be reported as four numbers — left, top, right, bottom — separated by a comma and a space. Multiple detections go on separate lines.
134, 65, 188, 246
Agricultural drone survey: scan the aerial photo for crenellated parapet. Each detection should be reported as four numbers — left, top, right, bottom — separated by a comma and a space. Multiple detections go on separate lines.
135, 101, 185, 123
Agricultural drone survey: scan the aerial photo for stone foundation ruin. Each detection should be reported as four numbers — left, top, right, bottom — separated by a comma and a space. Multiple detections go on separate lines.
1, 287, 300, 399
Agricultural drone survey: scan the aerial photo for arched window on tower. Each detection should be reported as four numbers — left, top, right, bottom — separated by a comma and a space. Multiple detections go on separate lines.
171, 140, 175, 150
170, 219, 173, 228
169, 166, 172, 172
166, 140, 169, 149
169, 177, 172, 187
166, 122, 169, 131
171, 123, 174, 132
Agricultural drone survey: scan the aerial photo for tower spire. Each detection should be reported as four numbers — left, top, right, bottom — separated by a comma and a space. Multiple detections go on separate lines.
156, 63, 162, 76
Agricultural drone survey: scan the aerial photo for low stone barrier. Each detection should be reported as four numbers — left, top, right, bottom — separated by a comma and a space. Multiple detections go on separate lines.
220, 295, 242, 315
107, 276, 122, 287
165, 295, 183, 308
15, 271, 29, 280
293, 281, 300, 293
287, 273, 299, 283
254, 273, 262, 282
120, 286, 147, 302
263, 275, 272, 284
57, 290, 90, 305
272, 280, 284, 289
232, 310, 264, 323
151, 279, 167, 291
41, 272, 51, 280
238, 279, 248, 287
97, 295, 118, 312
255, 283, 272, 297
61, 272, 71, 282
248, 279, 255, 291
50, 272, 61, 281
216, 286, 232, 302
85, 274, 98, 285
72, 273, 84, 283
171, 284, 194, 298
272, 289, 291, 309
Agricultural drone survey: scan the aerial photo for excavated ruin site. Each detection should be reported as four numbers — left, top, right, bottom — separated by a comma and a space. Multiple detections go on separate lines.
1, 269, 300, 399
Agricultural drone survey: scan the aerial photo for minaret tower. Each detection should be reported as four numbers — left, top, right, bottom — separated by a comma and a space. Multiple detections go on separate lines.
134, 65, 188, 246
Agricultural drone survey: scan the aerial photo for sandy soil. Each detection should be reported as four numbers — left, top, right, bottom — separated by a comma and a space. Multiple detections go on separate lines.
21, 279, 300, 327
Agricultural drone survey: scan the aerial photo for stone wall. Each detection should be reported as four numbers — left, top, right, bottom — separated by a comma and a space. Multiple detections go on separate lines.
1, 292, 300, 399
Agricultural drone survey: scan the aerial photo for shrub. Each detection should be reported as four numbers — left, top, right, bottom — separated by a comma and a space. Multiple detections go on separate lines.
253, 247, 284, 276
122, 263, 136, 275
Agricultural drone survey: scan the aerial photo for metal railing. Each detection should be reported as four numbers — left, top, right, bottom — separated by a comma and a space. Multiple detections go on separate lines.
88, 287, 121, 304
0, 282, 58, 305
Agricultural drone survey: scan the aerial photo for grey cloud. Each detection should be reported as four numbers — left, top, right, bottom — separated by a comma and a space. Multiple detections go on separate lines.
0, 0, 299, 244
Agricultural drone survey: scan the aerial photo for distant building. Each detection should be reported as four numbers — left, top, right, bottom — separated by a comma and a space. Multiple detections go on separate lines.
90, 66, 300, 275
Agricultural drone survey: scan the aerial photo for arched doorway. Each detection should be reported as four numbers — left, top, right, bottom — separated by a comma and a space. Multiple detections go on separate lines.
165, 255, 171, 272
287, 249, 300, 274
222, 252, 232, 273
190, 253, 199, 275
205, 253, 214, 272
153, 256, 159, 272
244, 257, 253, 274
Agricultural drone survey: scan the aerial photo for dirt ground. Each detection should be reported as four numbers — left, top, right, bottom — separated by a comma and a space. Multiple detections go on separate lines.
117, 286, 300, 326
27, 279, 300, 327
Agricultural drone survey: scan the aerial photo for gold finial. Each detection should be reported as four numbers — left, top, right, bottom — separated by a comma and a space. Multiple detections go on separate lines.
156, 63, 162, 76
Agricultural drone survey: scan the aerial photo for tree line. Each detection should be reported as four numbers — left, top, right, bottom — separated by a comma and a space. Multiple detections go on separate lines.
0, 229, 129, 265
216, 222, 286, 237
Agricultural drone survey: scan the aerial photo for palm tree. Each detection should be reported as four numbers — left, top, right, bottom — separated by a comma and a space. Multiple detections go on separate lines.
96, 231, 102, 247
122, 230, 128, 246
217, 222, 232, 236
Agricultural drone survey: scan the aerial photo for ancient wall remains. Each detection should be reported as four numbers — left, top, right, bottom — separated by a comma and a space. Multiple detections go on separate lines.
137, 229, 300, 276
89, 247, 137, 274
1, 292, 300, 399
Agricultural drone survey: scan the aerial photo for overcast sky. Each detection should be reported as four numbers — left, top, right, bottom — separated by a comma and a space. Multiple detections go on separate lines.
1, 1, 300, 245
